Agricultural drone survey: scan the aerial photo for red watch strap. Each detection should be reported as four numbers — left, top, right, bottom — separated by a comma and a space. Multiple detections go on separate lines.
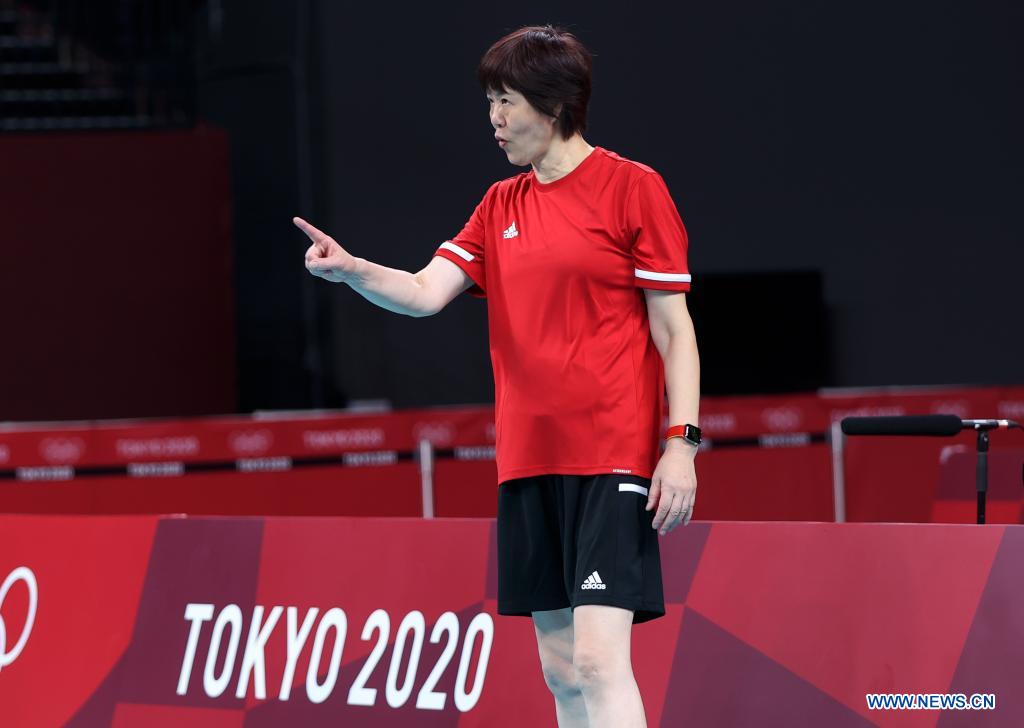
665, 425, 687, 440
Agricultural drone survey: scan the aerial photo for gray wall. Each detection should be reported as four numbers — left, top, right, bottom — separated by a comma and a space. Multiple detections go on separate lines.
305, 1, 1022, 407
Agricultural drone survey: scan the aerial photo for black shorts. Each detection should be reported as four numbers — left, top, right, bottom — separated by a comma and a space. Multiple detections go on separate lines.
496, 473, 665, 624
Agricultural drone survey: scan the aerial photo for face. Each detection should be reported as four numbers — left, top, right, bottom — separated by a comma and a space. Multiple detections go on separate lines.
487, 87, 558, 167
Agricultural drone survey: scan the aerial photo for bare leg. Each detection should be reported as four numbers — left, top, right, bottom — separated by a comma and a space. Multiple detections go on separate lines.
533, 608, 589, 727
572, 605, 646, 728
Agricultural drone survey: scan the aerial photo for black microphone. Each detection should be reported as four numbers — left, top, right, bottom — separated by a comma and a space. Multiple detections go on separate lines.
840, 415, 964, 437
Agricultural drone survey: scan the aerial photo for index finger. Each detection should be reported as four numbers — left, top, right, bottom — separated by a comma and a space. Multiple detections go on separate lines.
293, 216, 327, 245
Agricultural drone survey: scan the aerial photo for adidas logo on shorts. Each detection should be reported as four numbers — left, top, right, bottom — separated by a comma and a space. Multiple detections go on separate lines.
581, 571, 607, 590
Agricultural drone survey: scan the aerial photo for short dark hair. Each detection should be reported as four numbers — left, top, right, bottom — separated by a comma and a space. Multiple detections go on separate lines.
478, 25, 593, 140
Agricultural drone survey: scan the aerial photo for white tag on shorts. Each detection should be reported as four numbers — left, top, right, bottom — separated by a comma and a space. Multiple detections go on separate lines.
618, 483, 649, 496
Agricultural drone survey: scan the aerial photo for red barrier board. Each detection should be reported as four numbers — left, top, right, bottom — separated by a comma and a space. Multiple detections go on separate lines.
0, 408, 497, 468
0, 515, 1021, 726
1, 386, 1022, 523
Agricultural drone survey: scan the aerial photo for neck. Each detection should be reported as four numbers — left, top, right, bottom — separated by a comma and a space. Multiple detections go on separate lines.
532, 134, 594, 184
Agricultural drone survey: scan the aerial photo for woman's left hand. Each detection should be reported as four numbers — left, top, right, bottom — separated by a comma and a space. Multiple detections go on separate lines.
646, 440, 698, 535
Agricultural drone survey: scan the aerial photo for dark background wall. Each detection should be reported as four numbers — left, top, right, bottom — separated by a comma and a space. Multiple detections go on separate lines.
196, 0, 326, 412
306, 0, 1022, 408
4, 0, 1019, 421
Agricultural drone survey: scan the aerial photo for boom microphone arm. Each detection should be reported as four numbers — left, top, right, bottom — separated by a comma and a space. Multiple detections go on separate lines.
839, 414, 1024, 525
840, 415, 1022, 437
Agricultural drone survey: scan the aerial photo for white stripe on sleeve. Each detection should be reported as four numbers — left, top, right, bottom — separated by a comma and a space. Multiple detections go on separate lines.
439, 241, 475, 262
634, 269, 691, 283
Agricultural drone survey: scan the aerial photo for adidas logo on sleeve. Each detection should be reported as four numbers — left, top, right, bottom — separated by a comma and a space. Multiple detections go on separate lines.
580, 571, 607, 590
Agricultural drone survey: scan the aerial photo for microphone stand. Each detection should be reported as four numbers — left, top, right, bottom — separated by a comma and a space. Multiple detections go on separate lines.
974, 427, 989, 524
963, 420, 1015, 525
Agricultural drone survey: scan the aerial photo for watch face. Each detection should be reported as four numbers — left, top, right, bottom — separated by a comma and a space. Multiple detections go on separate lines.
684, 425, 702, 443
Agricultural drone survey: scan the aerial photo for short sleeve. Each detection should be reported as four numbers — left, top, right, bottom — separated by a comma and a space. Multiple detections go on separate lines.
433, 184, 495, 298
627, 172, 691, 292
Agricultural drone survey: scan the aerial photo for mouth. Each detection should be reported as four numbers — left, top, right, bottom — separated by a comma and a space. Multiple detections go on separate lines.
495, 136, 508, 148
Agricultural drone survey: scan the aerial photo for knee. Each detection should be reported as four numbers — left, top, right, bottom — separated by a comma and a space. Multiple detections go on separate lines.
573, 649, 626, 695
572, 651, 608, 694
540, 656, 580, 699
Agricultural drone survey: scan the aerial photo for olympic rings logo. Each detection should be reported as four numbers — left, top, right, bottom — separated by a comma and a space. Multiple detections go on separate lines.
0, 567, 38, 672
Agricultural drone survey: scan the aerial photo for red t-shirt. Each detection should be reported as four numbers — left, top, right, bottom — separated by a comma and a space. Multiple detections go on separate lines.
434, 147, 690, 484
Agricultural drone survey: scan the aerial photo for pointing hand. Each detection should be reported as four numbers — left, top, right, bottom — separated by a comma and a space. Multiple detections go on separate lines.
295, 217, 359, 283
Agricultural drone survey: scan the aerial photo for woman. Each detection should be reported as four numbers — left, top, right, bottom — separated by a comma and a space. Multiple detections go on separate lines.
297, 25, 700, 728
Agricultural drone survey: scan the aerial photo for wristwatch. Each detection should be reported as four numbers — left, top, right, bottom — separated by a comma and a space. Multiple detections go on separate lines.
666, 424, 702, 447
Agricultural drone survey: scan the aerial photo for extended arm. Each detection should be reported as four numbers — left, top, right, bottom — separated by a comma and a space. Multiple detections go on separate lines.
296, 216, 473, 317
644, 289, 701, 532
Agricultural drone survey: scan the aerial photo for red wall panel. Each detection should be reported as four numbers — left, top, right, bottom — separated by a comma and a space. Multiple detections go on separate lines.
0, 127, 236, 420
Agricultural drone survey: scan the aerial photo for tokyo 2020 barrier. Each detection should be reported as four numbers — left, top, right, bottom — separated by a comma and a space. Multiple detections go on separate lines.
0, 515, 1022, 726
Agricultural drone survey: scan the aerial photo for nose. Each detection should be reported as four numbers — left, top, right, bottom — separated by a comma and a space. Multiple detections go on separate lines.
489, 103, 504, 129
